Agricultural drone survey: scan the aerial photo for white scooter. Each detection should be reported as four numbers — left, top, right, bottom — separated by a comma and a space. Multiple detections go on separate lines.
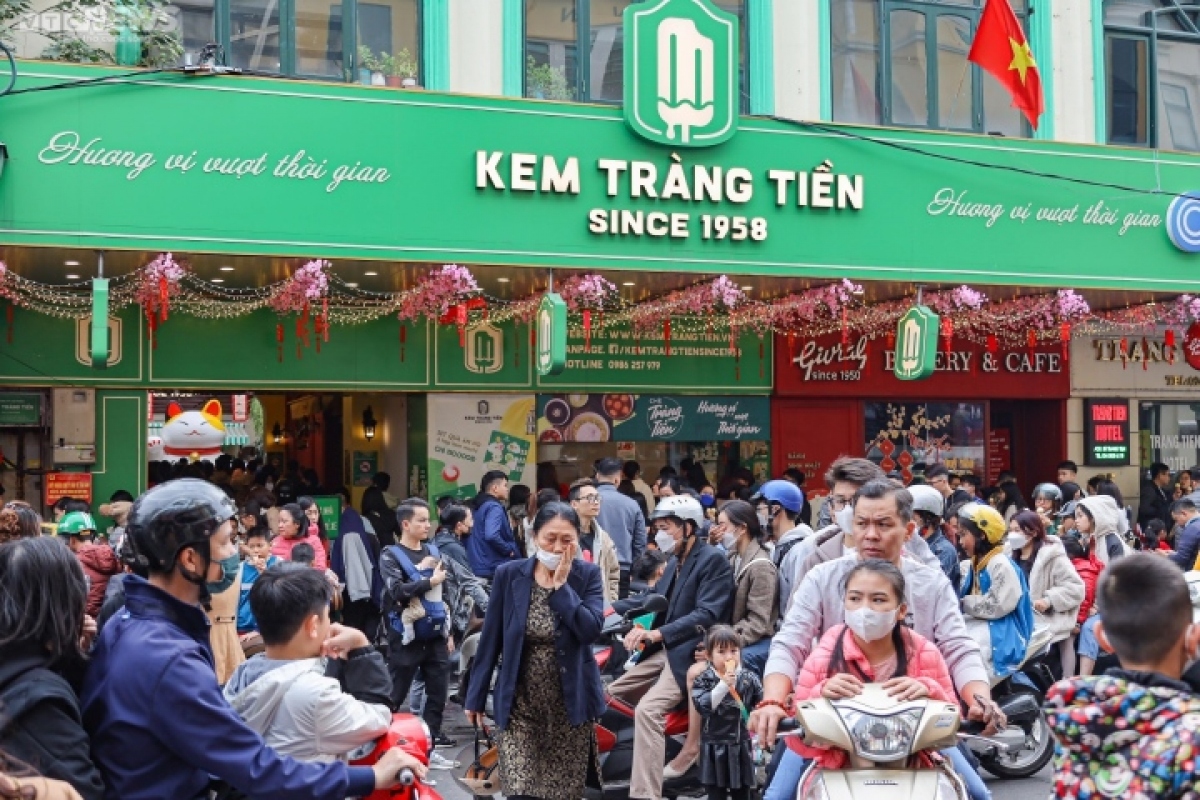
785, 684, 968, 800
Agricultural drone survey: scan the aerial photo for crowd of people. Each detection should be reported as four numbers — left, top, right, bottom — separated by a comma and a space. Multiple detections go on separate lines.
5, 451, 1200, 799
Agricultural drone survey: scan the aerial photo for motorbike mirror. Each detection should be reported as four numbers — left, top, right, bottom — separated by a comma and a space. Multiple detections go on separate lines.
638, 594, 668, 614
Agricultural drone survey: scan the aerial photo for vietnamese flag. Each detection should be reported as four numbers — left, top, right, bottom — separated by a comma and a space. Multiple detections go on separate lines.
967, 0, 1044, 129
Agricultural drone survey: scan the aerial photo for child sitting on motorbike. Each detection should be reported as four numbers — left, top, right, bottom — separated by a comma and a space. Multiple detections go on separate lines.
692, 625, 762, 800
790, 559, 956, 768
225, 563, 409, 766
958, 503, 1034, 684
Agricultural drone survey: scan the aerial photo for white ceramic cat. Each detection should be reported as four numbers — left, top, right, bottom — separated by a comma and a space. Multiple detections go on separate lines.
160, 400, 226, 462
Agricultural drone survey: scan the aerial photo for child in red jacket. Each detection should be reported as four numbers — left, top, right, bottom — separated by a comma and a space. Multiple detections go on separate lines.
1062, 535, 1101, 677
790, 559, 956, 768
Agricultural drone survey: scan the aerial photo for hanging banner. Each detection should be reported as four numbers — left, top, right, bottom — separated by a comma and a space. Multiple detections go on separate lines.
537, 394, 769, 442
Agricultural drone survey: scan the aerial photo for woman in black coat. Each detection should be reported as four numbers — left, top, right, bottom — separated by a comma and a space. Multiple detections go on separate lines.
0, 537, 105, 800
464, 502, 605, 800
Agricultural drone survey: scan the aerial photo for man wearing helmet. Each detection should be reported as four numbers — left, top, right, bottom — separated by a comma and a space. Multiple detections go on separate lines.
754, 480, 1001, 800
81, 479, 420, 800
958, 502, 1034, 684
751, 479, 811, 599
909, 484, 960, 589
607, 494, 733, 800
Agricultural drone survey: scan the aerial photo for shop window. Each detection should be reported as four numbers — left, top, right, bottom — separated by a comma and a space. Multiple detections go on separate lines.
831, 0, 1029, 135
220, 0, 420, 81
1104, 0, 1200, 152
1140, 402, 1200, 474
523, 0, 749, 109
864, 402, 986, 478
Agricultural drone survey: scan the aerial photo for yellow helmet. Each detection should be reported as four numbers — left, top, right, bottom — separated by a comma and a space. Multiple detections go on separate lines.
958, 502, 1007, 546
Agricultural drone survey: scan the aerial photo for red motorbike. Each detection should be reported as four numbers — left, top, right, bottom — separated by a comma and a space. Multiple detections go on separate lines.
351, 713, 443, 800
591, 595, 704, 800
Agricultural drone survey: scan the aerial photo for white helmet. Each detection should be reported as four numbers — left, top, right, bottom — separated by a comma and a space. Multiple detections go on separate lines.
651, 495, 705, 531
908, 484, 945, 517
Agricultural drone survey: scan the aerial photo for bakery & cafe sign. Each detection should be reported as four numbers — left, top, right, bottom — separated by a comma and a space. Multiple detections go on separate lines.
776, 332, 1068, 399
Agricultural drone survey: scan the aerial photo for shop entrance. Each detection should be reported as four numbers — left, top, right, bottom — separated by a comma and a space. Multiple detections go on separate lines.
989, 400, 1067, 487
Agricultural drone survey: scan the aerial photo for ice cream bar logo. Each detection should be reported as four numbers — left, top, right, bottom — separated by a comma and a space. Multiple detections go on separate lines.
623, 0, 738, 148
464, 324, 503, 375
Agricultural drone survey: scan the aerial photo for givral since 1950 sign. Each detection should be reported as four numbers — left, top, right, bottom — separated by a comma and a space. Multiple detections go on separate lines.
777, 332, 1069, 400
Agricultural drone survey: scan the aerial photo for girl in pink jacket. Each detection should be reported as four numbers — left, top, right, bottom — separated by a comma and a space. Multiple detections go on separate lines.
270, 503, 328, 570
789, 559, 956, 768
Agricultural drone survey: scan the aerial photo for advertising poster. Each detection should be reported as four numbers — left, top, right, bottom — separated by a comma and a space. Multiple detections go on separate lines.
352, 451, 378, 487
45, 472, 93, 506
427, 394, 536, 502
537, 394, 770, 443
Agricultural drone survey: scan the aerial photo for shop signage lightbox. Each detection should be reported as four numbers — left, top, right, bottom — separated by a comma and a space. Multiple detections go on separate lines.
1084, 399, 1131, 466
0, 393, 41, 426
3, 62, 1200, 290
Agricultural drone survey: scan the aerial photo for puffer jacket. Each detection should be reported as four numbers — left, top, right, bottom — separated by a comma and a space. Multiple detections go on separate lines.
1011, 536, 1085, 642
790, 624, 955, 766
271, 528, 328, 570
729, 540, 778, 646
224, 655, 391, 762
76, 543, 122, 617
1046, 670, 1200, 799
1070, 556, 1101, 626
1078, 495, 1130, 566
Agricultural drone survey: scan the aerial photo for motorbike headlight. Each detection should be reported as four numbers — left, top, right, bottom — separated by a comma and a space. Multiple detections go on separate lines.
835, 707, 923, 761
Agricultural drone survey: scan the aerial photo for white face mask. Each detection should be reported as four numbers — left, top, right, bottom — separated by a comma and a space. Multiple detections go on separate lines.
836, 506, 854, 533
845, 606, 898, 642
757, 511, 770, 530
655, 530, 676, 555
535, 548, 562, 571
721, 531, 738, 550
1007, 532, 1029, 551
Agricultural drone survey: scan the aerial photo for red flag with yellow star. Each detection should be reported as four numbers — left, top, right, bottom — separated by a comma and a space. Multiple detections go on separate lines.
968, 0, 1043, 129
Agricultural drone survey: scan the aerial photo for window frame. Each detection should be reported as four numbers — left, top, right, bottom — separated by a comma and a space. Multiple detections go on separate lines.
1104, 1, 1200, 150
213, 0, 423, 81
521, 0, 751, 109
835, 0, 1032, 136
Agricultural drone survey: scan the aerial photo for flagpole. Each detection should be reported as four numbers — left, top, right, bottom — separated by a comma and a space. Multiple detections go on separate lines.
944, 59, 971, 131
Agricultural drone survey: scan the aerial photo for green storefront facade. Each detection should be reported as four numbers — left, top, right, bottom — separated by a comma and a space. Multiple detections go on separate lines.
2, 58, 1200, 503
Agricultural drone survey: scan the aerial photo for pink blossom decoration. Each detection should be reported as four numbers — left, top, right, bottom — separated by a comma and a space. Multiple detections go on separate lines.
397, 264, 479, 322
1055, 289, 1090, 321
136, 253, 187, 321
270, 259, 331, 314
559, 274, 618, 311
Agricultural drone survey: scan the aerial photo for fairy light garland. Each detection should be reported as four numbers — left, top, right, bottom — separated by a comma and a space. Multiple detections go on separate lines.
0, 256, 1194, 346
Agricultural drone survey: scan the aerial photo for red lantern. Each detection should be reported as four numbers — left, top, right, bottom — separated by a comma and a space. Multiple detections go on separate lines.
986, 334, 999, 353
1060, 322, 1071, 361
399, 322, 407, 363
276, 322, 284, 363
158, 276, 169, 322
455, 303, 468, 347
841, 307, 849, 346
1027, 329, 1036, 349
664, 319, 672, 356
583, 309, 592, 352
1185, 323, 1200, 370
886, 330, 896, 350
940, 317, 953, 352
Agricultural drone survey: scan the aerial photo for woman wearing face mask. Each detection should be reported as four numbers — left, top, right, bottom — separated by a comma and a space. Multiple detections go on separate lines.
1007, 511, 1085, 679
666, 500, 779, 778
464, 502, 605, 800
205, 500, 248, 685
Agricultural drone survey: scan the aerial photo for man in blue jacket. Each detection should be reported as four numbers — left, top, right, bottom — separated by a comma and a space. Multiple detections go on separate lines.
81, 479, 420, 800
1170, 497, 1200, 571
466, 470, 518, 580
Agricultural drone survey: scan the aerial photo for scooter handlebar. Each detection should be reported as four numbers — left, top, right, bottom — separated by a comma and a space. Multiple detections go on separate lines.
398, 769, 416, 787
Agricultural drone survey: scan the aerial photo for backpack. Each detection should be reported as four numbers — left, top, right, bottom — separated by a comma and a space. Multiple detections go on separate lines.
386, 543, 448, 641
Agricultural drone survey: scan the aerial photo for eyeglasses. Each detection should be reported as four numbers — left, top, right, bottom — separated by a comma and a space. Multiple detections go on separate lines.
828, 495, 854, 510
577, 494, 601, 504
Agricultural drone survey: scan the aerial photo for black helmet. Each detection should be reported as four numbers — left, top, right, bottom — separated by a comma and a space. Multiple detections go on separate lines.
126, 479, 236, 573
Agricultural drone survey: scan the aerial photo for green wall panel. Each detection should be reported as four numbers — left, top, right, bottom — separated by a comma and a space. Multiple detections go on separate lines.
0, 306, 143, 385
92, 390, 146, 505
1, 63, 1199, 290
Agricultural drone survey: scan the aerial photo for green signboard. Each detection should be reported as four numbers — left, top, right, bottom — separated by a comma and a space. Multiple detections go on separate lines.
623, 0, 739, 148
894, 306, 940, 381
536, 293, 567, 376
312, 495, 341, 539
537, 394, 768, 442
0, 393, 42, 426
0, 63, 1199, 290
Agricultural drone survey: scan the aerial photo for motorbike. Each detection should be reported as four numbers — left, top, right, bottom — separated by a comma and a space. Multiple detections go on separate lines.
784, 684, 967, 800
958, 649, 1056, 780
589, 594, 705, 800
350, 712, 443, 800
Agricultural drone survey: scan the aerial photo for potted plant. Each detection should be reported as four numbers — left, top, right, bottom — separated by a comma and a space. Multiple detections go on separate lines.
358, 47, 385, 85
525, 56, 572, 101
356, 45, 374, 84
391, 47, 418, 88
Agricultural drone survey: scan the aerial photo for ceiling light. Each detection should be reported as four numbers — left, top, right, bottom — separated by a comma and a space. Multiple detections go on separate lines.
64, 260, 80, 267
623, 282, 635, 287
219, 265, 234, 272
65, 274, 80, 280
497, 277, 510, 283
211, 278, 224, 284
364, 271, 378, 277
741, 285, 753, 291
346, 282, 359, 288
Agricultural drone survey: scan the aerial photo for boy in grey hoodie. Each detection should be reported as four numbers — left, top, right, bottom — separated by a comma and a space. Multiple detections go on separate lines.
224, 563, 394, 763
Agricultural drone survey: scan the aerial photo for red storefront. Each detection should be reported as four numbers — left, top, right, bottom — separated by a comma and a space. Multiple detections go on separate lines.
773, 332, 1070, 493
